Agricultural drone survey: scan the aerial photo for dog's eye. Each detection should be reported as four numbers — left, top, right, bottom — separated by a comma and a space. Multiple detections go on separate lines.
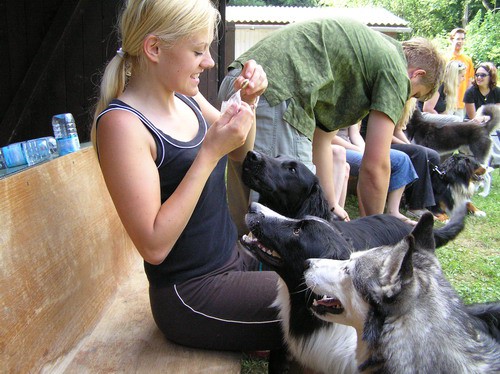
293, 227, 300, 236
288, 167, 296, 174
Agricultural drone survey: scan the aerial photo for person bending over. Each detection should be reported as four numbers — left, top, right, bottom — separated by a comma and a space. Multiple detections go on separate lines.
219, 17, 445, 233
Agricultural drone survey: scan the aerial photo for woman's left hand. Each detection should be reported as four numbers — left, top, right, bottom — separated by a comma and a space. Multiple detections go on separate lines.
235, 59, 267, 107
332, 205, 350, 222
472, 115, 490, 123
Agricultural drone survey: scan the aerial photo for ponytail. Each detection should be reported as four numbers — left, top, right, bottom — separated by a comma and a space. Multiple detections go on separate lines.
90, 52, 129, 146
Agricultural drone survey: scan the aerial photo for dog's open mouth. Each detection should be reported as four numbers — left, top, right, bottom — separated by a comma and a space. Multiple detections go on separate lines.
472, 165, 487, 181
311, 295, 344, 315
472, 172, 484, 182
240, 233, 283, 267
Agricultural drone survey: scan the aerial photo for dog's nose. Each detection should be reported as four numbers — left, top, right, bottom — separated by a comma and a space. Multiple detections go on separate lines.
248, 201, 259, 214
247, 150, 262, 163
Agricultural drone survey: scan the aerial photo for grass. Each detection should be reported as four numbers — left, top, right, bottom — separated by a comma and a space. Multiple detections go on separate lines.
434, 168, 500, 304
241, 168, 500, 373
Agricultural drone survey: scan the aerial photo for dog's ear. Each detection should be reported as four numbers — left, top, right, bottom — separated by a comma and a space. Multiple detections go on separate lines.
411, 212, 436, 252
296, 181, 331, 219
378, 238, 414, 302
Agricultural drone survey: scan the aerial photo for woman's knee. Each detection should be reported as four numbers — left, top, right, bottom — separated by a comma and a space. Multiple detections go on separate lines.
332, 144, 347, 162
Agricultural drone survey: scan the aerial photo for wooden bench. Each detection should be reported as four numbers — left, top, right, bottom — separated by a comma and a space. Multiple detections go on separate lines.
0, 146, 241, 373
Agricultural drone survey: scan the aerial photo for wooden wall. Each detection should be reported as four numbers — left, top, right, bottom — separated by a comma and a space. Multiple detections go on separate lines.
0, 0, 224, 147
0, 147, 140, 373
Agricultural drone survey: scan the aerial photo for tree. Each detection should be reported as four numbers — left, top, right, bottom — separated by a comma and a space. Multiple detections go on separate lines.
465, 9, 500, 66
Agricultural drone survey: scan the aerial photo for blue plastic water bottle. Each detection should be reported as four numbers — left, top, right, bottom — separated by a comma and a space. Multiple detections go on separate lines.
0, 148, 7, 170
22, 137, 58, 166
1, 142, 27, 168
52, 113, 80, 156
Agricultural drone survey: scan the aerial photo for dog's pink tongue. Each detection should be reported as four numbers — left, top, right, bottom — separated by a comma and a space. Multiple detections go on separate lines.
315, 297, 341, 308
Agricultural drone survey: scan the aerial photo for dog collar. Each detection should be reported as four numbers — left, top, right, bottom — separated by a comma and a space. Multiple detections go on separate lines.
430, 162, 446, 178
431, 165, 446, 178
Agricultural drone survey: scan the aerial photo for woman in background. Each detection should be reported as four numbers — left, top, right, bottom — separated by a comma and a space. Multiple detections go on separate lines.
421, 60, 466, 122
465, 62, 500, 168
464, 62, 500, 122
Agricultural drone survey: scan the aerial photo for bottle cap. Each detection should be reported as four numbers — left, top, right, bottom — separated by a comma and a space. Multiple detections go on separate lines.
52, 113, 75, 125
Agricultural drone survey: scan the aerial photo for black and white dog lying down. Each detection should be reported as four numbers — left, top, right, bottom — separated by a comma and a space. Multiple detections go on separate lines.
304, 214, 500, 373
242, 150, 465, 248
242, 202, 467, 373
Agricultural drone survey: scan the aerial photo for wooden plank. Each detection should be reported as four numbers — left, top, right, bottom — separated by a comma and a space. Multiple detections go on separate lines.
46, 264, 241, 373
0, 146, 139, 373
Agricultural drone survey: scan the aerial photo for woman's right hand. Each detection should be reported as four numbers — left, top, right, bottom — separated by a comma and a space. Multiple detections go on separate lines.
201, 101, 255, 161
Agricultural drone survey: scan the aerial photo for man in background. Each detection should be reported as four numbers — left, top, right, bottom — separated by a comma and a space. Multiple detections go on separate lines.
448, 28, 475, 119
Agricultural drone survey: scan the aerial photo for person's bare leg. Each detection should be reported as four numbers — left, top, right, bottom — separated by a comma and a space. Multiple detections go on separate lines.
386, 186, 417, 225
331, 145, 347, 207
338, 162, 349, 208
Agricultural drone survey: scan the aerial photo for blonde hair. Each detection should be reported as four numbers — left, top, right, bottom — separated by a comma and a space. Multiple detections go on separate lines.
396, 98, 418, 130
443, 60, 466, 113
90, 0, 220, 145
449, 28, 466, 39
402, 37, 446, 101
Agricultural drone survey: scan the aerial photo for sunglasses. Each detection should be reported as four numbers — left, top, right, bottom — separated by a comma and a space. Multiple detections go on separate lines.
475, 73, 489, 78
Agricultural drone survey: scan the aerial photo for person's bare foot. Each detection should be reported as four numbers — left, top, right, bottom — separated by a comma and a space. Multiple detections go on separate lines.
389, 212, 418, 226
408, 209, 439, 221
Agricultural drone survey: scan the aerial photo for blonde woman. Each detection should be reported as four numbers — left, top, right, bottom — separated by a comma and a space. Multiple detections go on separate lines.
421, 60, 466, 122
90, 0, 286, 360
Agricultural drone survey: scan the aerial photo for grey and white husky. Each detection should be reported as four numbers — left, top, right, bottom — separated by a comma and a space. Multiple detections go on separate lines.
304, 213, 500, 374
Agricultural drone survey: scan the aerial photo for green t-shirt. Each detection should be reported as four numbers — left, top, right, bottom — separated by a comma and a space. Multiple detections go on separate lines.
230, 17, 411, 140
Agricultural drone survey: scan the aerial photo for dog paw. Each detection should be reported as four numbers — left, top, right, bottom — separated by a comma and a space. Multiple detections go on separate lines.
478, 191, 490, 197
473, 210, 487, 217
434, 213, 449, 223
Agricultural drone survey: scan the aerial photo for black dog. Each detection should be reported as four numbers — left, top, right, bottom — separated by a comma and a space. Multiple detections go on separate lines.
242, 150, 465, 247
406, 104, 500, 164
243, 202, 358, 373
430, 153, 488, 221
242, 150, 334, 221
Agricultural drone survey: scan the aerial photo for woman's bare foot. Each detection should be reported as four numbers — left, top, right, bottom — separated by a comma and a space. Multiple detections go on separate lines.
388, 212, 418, 226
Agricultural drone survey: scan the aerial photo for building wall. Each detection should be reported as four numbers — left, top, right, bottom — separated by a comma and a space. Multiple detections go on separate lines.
0, 0, 223, 147
234, 25, 281, 58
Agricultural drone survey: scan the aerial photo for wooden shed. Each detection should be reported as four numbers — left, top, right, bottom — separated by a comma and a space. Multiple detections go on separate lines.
223, 5, 411, 65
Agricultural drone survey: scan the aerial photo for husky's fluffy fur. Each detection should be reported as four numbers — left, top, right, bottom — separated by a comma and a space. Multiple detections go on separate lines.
305, 214, 500, 373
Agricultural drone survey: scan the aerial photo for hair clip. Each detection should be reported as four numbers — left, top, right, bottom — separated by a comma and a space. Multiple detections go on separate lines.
116, 47, 125, 58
